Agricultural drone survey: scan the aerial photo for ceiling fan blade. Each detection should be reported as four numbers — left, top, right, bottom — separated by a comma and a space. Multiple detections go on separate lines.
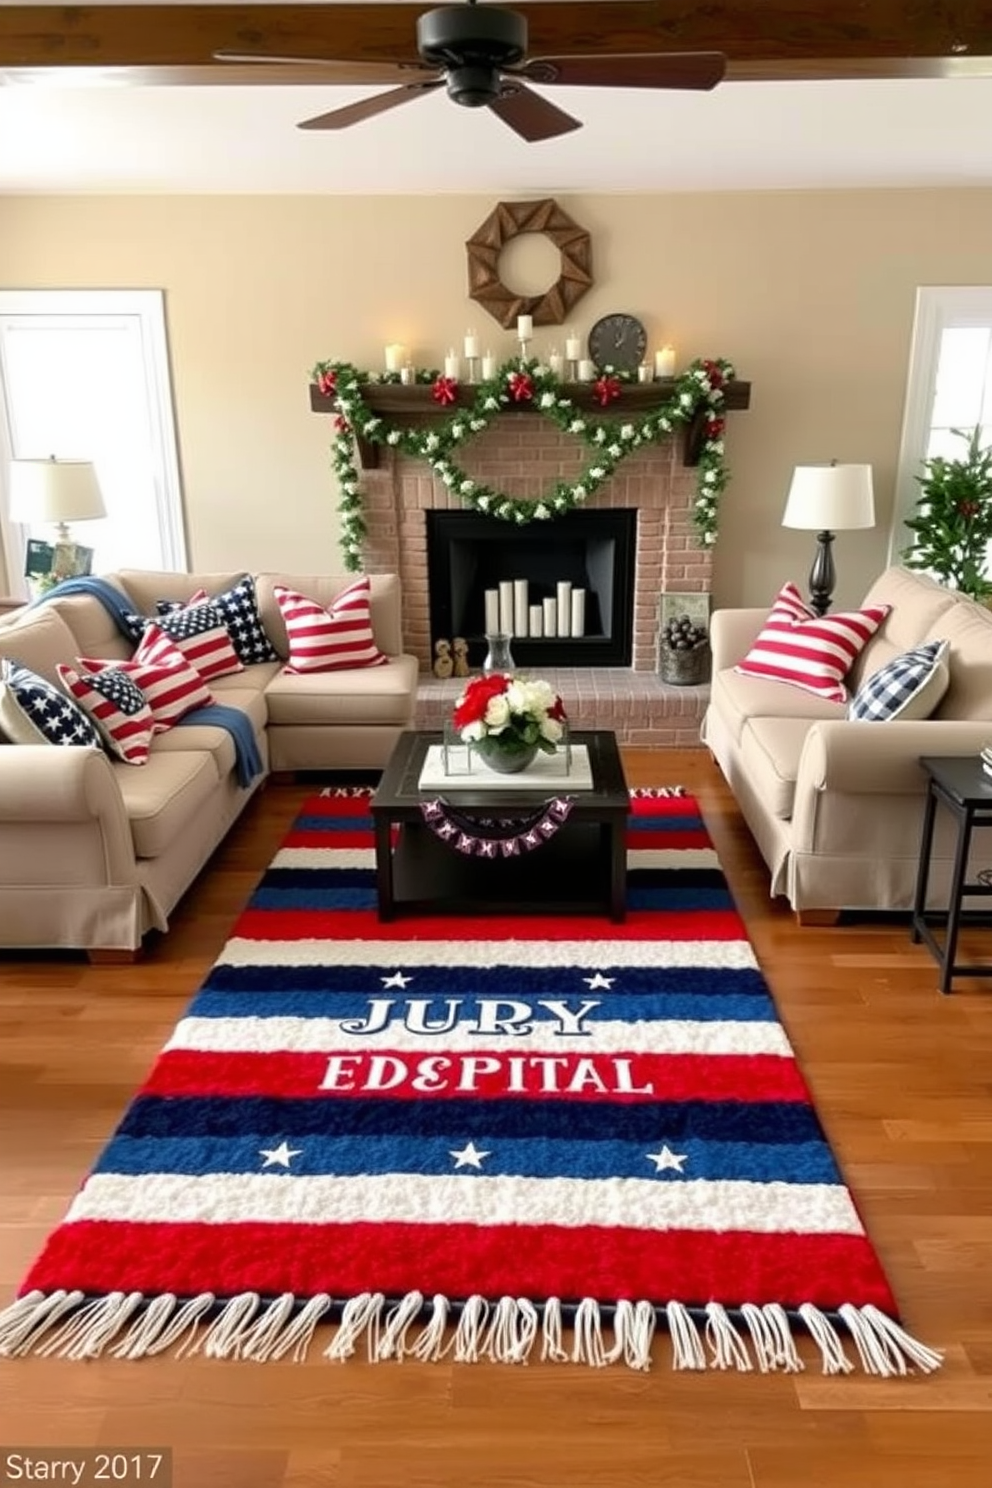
488, 83, 581, 143
297, 80, 442, 131
517, 52, 727, 91
214, 51, 428, 87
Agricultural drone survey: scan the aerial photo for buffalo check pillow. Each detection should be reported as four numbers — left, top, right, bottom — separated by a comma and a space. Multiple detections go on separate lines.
76, 624, 214, 733
274, 577, 388, 674
735, 581, 891, 703
57, 664, 156, 765
848, 639, 951, 722
0, 660, 101, 748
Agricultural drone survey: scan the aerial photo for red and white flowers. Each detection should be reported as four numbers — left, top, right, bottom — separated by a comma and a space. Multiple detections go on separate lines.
452, 673, 567, 755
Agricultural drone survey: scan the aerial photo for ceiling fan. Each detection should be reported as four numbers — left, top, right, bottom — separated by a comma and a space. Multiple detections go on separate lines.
215, 0, 727, 142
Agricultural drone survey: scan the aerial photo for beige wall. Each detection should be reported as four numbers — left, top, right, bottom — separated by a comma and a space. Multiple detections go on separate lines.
2, 188, 992, 608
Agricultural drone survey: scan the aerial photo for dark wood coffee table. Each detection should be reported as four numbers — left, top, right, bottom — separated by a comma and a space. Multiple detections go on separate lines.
372, 729, 630, 922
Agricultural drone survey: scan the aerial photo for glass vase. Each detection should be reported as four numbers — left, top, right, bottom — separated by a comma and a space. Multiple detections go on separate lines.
482, 632, 515, 675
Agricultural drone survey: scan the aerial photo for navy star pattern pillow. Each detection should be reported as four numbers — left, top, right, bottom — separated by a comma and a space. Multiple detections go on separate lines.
0, 660, 101, 748
210, 575, 279, 665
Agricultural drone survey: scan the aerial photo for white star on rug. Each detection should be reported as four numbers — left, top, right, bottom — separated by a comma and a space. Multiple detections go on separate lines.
259, 1141, 302, 1168
583, 973, 614, 990
450, 1141, 491, 1169
646, 1145, 688, 1174
381, 971, 413, 988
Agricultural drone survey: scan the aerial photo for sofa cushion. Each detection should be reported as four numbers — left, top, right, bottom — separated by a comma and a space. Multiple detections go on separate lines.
274, 576, 388, 674
148, 686, 269, 781
114, 749, 220, 858
735, 582, 890, 703
0, 660, 101, 748
739, 718, 815, 821
926, 602, 992, 721
0, 606, 79, 685
57, 663, 156, 765
78, 625, 214, 733
850, 565, 962, 687
848, 640, 950, 722
263, 655, 418, 728
710, 664, 847, 744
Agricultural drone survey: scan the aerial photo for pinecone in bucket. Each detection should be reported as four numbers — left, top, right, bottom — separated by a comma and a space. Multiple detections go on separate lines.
661, 614, 709, 652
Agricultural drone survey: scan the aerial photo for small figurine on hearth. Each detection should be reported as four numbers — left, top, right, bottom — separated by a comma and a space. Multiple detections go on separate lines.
452, 636, 470, 677
432, 638, 454, 679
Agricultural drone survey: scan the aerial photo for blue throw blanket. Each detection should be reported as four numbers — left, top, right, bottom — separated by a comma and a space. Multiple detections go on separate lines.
29, 576, 264, 788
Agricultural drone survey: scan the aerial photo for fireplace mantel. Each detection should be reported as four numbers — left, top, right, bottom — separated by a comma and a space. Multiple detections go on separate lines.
309, 378, 751, 470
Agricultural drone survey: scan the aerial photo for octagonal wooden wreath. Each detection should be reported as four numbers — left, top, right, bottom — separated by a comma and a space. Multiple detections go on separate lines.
465, 198, 593, 329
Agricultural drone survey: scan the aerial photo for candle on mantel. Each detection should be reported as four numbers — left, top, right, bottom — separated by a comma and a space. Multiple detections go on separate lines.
578, 358, 596, 382
384, 343, 406, 373
481, 350, 497, 379
444, 349, 460, 379
655, 345, 676, 378
464, 328, 479, 359
565, 328, 582, 362
517, 313, 533, 340
548, 348, 563, 376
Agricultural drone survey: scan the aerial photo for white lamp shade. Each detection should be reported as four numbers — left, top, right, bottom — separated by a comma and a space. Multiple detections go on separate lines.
8, 458, 106, 526
782, 464, 875, 532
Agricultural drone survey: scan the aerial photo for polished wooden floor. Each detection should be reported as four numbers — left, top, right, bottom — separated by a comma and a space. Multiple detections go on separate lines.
1, 749, 990, 1488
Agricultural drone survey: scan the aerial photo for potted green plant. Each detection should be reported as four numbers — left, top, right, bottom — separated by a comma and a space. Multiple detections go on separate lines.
901, 424, 992, 600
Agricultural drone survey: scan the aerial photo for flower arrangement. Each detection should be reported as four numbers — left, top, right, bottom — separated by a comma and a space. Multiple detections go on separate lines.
309, 355, 735, 571
453, 673, 567, 770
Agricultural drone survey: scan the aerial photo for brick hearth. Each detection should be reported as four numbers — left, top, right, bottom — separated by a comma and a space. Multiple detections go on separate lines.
356, 416, 714, 747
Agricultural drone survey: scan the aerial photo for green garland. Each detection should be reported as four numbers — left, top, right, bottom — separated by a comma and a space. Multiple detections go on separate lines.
310, 355, 735, 573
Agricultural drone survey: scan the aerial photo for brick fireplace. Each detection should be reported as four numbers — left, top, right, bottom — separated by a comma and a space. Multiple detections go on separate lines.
357, 420, 713, 673
309, 376, 751, 746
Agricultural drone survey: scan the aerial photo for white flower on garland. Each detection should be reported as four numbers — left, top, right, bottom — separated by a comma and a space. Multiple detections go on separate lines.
451, 423, 465, 438
470, 418, 487, 431
534, 503, 551, 519
477, 495, 491, 511
460, 479, 475, 495
593, 427, 607, 445
608, 444, 622, 458
540, 392, 556, 408
386, 430, 402, 445
620, 424, 635, 440
569, 419, 586, 434
572, 485, 587, 501
484, 397, 500, 411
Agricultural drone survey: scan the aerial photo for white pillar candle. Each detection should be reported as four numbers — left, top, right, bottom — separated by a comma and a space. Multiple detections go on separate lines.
528, 604, 543, 638
578, 359, 596, 382
556, 580, 572, 637
565, 329, 581, 361
464, 329, 479, 359
570, 587, 586, 638
499, 580, 515, 636
513, 579, 529, 638
481, 351, 497, 379
444, 350, 460, 380
384, 343, 405, 373
655, 345, 676, 378
637, 363, 653, 383
517, 313, 533, 340
484, 588, 500, 634
548, 348, 563, 376
542, 597, 557, 637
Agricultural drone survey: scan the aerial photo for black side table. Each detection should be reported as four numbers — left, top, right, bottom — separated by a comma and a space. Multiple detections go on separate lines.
912, 755, 992, 993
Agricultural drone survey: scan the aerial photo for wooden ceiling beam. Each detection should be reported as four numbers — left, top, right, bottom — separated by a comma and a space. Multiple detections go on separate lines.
0, 4, 990, 82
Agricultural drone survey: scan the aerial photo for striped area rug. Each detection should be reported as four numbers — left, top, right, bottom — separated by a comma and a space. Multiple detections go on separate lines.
0, 788, 941, 1374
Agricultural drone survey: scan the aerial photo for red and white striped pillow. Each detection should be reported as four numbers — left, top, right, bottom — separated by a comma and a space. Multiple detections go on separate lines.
274, 577, 388, 674
149, 591, 244, 682
77, 624, 214, 732
735, 581, 891, 703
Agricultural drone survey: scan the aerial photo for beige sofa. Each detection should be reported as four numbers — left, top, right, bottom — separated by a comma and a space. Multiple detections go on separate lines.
701, 565, 992, 919
0, 570, 418, 957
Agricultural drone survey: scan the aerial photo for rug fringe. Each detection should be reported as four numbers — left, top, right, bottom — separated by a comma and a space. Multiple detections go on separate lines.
0, 1292, 943, 1373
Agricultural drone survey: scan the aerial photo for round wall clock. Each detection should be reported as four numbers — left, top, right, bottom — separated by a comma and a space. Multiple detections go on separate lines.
588, 313, 648, 372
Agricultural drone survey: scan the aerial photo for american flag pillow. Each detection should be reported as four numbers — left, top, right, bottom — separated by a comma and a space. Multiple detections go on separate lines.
57, 664, 156, 766
76, 624, 214, 733
274, 577, 388, 674
124, 594, 243, 683
735, 581, 891, 703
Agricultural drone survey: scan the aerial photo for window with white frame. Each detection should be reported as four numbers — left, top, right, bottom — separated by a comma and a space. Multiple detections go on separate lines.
0, 289, 186, 596
888, 286, 992, 570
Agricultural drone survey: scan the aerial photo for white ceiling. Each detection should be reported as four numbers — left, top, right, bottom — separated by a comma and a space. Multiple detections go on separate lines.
3, 20, 992, 196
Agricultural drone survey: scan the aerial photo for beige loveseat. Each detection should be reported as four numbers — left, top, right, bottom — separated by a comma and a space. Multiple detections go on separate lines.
701, 565, 992, 919
0, 570, 418, 957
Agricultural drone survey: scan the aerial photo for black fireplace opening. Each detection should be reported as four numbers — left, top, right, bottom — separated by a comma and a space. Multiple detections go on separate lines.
426, 508, 637, 668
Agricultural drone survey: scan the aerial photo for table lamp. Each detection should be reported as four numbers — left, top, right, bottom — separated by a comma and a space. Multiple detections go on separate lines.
8, 456, 106, 583
781, 461, 875, 616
